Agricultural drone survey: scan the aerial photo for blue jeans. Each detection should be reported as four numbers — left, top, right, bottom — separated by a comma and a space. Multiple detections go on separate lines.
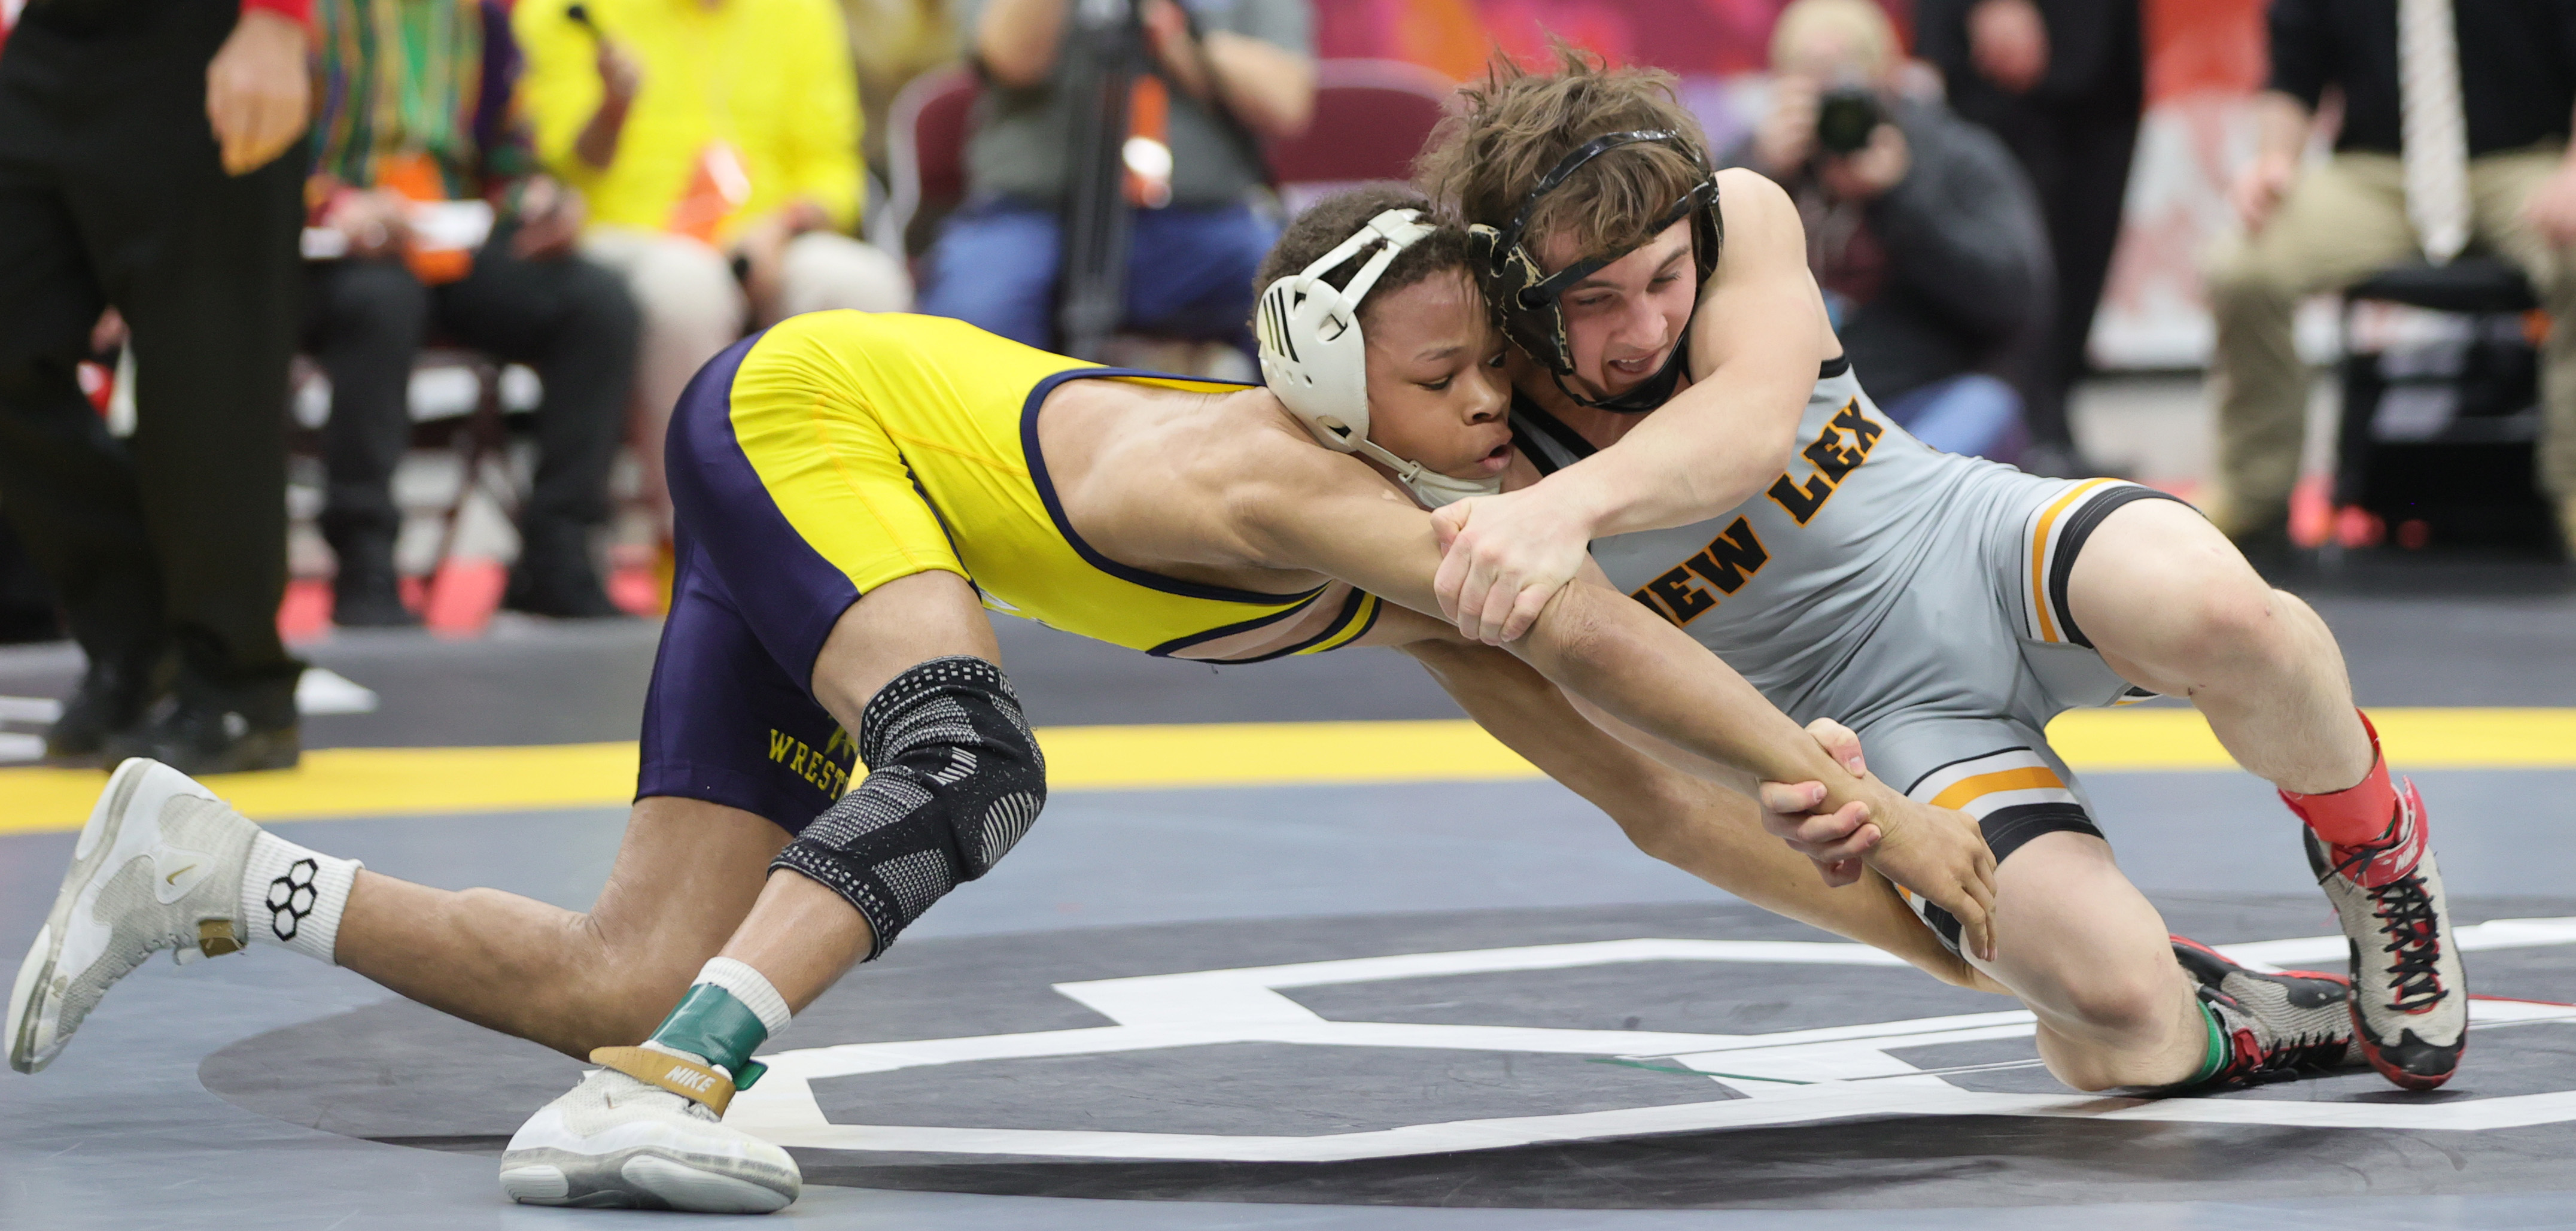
918, 197, 1278, 354
1879, 372, 2024, 460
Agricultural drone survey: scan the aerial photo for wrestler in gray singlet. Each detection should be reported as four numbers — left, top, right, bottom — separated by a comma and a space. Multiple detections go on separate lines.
1510, 358, 2183, 950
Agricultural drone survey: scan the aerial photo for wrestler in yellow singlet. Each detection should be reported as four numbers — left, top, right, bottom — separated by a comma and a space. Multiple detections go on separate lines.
645, 310, 1379, 830
723, 309, 1382, 659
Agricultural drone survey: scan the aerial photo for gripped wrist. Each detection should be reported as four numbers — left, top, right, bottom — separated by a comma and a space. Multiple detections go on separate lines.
1543, 467, 1619, 539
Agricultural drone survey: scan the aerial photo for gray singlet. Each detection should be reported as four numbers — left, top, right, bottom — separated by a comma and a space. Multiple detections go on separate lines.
1510, 359, 2183, 950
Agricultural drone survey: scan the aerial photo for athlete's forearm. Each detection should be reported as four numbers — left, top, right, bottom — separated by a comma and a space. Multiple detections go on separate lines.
1511, 580, 1899, 820
1403, 640, 1976, 984
1546, 383, 1804, 540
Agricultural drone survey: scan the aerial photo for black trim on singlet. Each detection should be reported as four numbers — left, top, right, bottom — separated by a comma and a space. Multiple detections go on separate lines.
1819, 354, 1851, 379
1979, 802, 2106, 863
1144, 601, 1315, 659
1900, 745, 2033, 799
1508, 392, 1601, 474
1909, 800, 2106, 953
2046, 486, 2194, 650
1148, 586, 1376, 663
1509, 422, 1561, 477
1020, 367, 1328, 607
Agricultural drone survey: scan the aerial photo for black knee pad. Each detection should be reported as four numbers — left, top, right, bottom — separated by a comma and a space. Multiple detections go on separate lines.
772, 655, 1045, 959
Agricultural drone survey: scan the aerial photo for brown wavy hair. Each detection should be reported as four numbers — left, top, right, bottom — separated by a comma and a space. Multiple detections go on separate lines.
1415, 42, 1713, 265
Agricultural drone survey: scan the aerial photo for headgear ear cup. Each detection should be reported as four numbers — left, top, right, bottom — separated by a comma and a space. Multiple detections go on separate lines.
1256, 208, 1506, 507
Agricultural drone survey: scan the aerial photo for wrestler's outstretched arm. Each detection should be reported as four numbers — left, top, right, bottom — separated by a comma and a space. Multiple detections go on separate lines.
1398, 636, 2002, 992
1230, 454, 2002, 959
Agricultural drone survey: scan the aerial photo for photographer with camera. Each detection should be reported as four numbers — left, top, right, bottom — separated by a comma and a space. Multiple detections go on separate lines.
919, 0, 1314, 357
1727, 0, 2049, 460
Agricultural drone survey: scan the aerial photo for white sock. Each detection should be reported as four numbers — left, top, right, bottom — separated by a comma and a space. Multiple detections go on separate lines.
694, 956, 793, 1039
239, 830, 363, 965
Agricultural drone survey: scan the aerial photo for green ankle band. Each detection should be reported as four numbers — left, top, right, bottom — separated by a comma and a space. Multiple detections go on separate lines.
647, 983, 771, 1089
2188, 998, 2227, 1087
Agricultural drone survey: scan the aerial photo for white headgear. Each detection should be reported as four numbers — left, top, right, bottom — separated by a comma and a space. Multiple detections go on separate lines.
1256, 207, 1505, 508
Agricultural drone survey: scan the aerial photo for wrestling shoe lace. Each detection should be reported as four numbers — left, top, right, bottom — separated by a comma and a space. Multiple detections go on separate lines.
2300, 776, 2466, 1090
2325, 843, 2446, 1012
2198, 983, 2353, 1089
2169, 935, 2361, 1086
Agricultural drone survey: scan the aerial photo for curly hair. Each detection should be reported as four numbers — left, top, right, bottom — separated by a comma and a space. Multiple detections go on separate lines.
1414, 42, 1713, 265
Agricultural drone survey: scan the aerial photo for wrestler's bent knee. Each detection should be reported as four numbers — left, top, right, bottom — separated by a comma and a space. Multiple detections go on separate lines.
770, 656, 1045, 959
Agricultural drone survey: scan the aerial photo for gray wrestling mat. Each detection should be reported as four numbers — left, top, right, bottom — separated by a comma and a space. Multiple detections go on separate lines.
205, 894, 2576, 1210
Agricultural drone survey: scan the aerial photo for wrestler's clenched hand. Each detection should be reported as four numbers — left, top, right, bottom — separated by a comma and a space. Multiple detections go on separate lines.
1757, 718, 1879, 886
1759, 718, 1999, 961
1430, 487, 1593, 645
1866, 794, 1999, 962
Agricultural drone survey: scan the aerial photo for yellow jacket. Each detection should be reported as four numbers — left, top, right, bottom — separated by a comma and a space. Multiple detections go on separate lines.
513, 0, 863, 242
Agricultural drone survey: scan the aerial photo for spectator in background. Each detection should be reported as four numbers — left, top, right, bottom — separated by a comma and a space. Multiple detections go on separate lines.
920, 0, 1314, 355
0, 523, 61, 645
1727, 0, 2049, 460
1918, 0, 2143, 479
0, 0, 312, 773
2206, 0, 2576, 559
843, 0, 956, 168
514, 0, 910, 523
305, 0, 640, 625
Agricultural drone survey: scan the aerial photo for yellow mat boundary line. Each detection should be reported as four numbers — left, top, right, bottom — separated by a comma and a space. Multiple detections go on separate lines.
0, 707, 2569, 835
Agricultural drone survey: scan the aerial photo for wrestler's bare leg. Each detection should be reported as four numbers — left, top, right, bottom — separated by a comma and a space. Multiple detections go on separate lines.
1960, 833, 2206, 1090
705, 569, 1000, 1010
2069, 497, 2373, 794
335, 570, 997, 1053
333, 798, 788, 1059
1964, 497, 2374, 1091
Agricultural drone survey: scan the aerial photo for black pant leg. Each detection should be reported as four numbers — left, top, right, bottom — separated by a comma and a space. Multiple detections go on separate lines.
306, 259, 433, 543
0, 28, 166, 673
1960, 97, 2141, 452
64, 5, 306, 697
436, 235, 640, 531
2039, 107, 2141, 430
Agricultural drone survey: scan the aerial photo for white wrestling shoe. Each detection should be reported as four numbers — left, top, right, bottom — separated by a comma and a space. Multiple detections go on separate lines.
9, 758, 257, 1074
501, 1045, 801, 1213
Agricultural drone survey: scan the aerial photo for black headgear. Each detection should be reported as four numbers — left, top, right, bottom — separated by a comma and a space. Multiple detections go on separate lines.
1465, 129, 1724, 413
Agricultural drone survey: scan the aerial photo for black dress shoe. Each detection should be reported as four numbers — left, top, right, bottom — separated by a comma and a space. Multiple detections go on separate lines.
503, 521, 628, 619
44, 654, 163, 767
332, 567, 421, 628
116, 695, 301, 775
501, 568, 627, 618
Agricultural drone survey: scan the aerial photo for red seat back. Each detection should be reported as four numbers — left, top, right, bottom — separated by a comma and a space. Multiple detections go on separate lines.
876, 64, 981, 262
1267, 59, 1456, 204
881, 57, 1459, 259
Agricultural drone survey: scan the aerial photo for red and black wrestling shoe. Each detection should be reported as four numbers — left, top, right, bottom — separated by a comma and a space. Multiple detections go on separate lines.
2169, 935, 2359, 1087
2287, 771, 2467, 1091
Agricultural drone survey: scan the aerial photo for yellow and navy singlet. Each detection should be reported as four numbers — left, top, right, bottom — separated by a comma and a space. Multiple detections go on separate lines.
683, 309, 1383, 664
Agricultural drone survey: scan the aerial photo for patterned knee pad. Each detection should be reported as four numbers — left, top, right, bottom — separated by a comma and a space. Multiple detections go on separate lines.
772, 656, 1046, 959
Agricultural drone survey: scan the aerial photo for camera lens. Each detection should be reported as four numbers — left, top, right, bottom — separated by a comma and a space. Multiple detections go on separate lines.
1815, 89, 1881, 156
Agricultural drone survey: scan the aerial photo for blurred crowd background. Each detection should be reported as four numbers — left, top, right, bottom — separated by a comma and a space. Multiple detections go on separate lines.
0, 0, 2568, 772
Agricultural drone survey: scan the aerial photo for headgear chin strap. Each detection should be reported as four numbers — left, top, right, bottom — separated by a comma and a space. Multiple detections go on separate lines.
1257, 207, 1506, 509
1466, 129, 1724, 414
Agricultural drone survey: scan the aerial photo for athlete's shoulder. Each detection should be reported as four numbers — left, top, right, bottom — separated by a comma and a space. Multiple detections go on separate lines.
1710, 169, 1803, 264
1202, 408, 1413, 554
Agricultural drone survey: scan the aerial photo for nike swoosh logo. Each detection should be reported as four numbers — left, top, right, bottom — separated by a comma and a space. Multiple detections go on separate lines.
165, 864, 199, 885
